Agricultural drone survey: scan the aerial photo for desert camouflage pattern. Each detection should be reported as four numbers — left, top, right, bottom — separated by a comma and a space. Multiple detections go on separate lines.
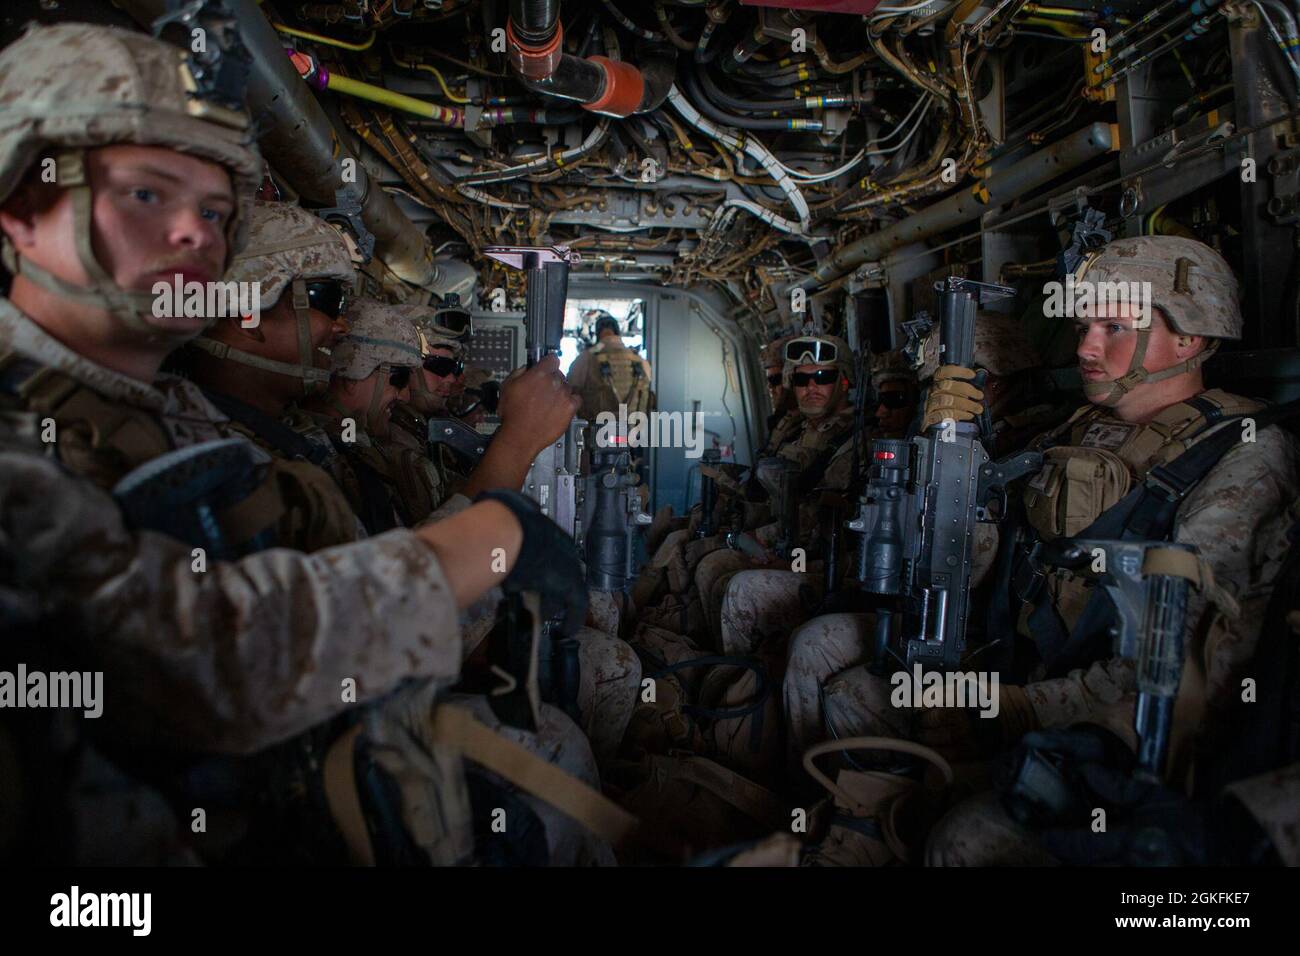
1075, 234, 1243, 339
418, 323, 468, 357
881, 402, 1298, 866
0, 298, 236, 473
0, 298, 369, 551
362, 687, 614, 866
226, 201, 357, 310
0, 23, 262, 256
333, 298, 424, 380
0, 450, 463, 755
870, 348, 917, 387
924, 791, 1057, 866
1224, 761, 1300, 865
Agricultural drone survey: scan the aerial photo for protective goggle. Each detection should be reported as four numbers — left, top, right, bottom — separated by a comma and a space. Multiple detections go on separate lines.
790, 368, 838, 387
423, 355, 465, 378
430, 307, 473, 339
784, 337, 838, 365
305, 279, 349, 320
876, 389, 911, 410
387, 366, 413, 390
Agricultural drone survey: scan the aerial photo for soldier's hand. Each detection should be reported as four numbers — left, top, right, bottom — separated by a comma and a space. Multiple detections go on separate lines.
475, 488, 588, 634
921, 365, 984, 431
496, 355, 581, 456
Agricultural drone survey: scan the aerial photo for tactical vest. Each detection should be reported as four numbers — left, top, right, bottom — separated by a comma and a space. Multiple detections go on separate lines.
381, 441, 441, 526
1005, 389, 1270, 676
579, 342, 652, 420
0, 351, 282, 553
203, 389, 363, 551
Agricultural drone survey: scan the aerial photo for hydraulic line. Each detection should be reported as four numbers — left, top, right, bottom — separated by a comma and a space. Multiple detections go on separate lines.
696, 65, 853, 113
602, 0, 664, 41
655, 2, 698, 52
390, 49, 471, 103
454, 118, 612, 184
1106, 0, 1187, 49
666, 84, 812, 229
271, 21, 376, 51
1094, 2, 1206, 73
288, 50, 465, 125
682, 69, 825, 131
1100, 6, 1226, 88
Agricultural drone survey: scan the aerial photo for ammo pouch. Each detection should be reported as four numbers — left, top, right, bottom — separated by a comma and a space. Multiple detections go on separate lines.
1023, 445, 1131, 539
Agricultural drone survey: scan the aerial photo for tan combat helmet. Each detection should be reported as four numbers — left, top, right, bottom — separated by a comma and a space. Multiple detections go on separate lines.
918, 311, 1040, 381
0, 22, 261, 338
191, 201, 357, 394
782, 334, 855, 385
417, 297, 474, 355
333, 299, 424, 380
1072, 235, 1240, 405
871, 348, 917, 387
409, 302, 467, 415
332, 298, 424, 433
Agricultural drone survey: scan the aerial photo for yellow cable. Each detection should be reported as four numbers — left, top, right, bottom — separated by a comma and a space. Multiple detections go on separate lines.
390, 49, 471, 104
272, 22, 376, 52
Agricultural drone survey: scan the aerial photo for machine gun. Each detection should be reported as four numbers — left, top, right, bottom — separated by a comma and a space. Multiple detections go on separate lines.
479, 244, 584, 728
1001, 538, 1196, 831
848, 277, 1037, 673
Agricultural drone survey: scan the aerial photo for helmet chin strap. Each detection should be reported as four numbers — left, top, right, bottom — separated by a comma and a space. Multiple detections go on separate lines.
1082, 329, 1219, 407
189, 279, 331, 395
2, 151, 208, 346
366, 367, 390, 434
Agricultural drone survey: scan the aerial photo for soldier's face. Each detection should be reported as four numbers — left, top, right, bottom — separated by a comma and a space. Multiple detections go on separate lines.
1, 144, 234, 336
242, 288, 349, 373
418, 346, 460, 408
874, 380, 914, 436
1075, 304, 1198, 402
793, 363, 843, 416
335, 367, 411, 437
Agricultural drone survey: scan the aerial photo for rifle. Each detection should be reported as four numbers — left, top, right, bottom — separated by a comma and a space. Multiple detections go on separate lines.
1037, 538, 1194, 780
696, 447, 722, 539
1001, 538, 1196, 829
479, 245, 584, 728
583, 440, 652, 592
848, 277, 1038, 673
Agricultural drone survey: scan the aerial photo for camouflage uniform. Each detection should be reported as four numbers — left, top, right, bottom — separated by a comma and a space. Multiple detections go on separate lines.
0, 24, 611, 865
188, 200, 366, 549
567, 335, 654, 425
804, 238, 1300, 862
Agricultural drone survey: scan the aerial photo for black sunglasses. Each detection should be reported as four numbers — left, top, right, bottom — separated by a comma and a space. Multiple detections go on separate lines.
767, 373, 783, 387
876, 390, 911, 410
388, 366, 412, 390
305, 279, 348, 320
423, 355, 464, 377
791, 368, 838, 387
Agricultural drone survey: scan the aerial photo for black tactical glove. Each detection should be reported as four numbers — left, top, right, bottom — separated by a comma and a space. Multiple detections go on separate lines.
999, 724, 1210, 866
474, 489, 587, 635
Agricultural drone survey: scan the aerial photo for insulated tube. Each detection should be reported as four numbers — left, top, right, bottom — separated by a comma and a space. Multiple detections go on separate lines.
666, 84, 812, 229
786, 121, 1116, 292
